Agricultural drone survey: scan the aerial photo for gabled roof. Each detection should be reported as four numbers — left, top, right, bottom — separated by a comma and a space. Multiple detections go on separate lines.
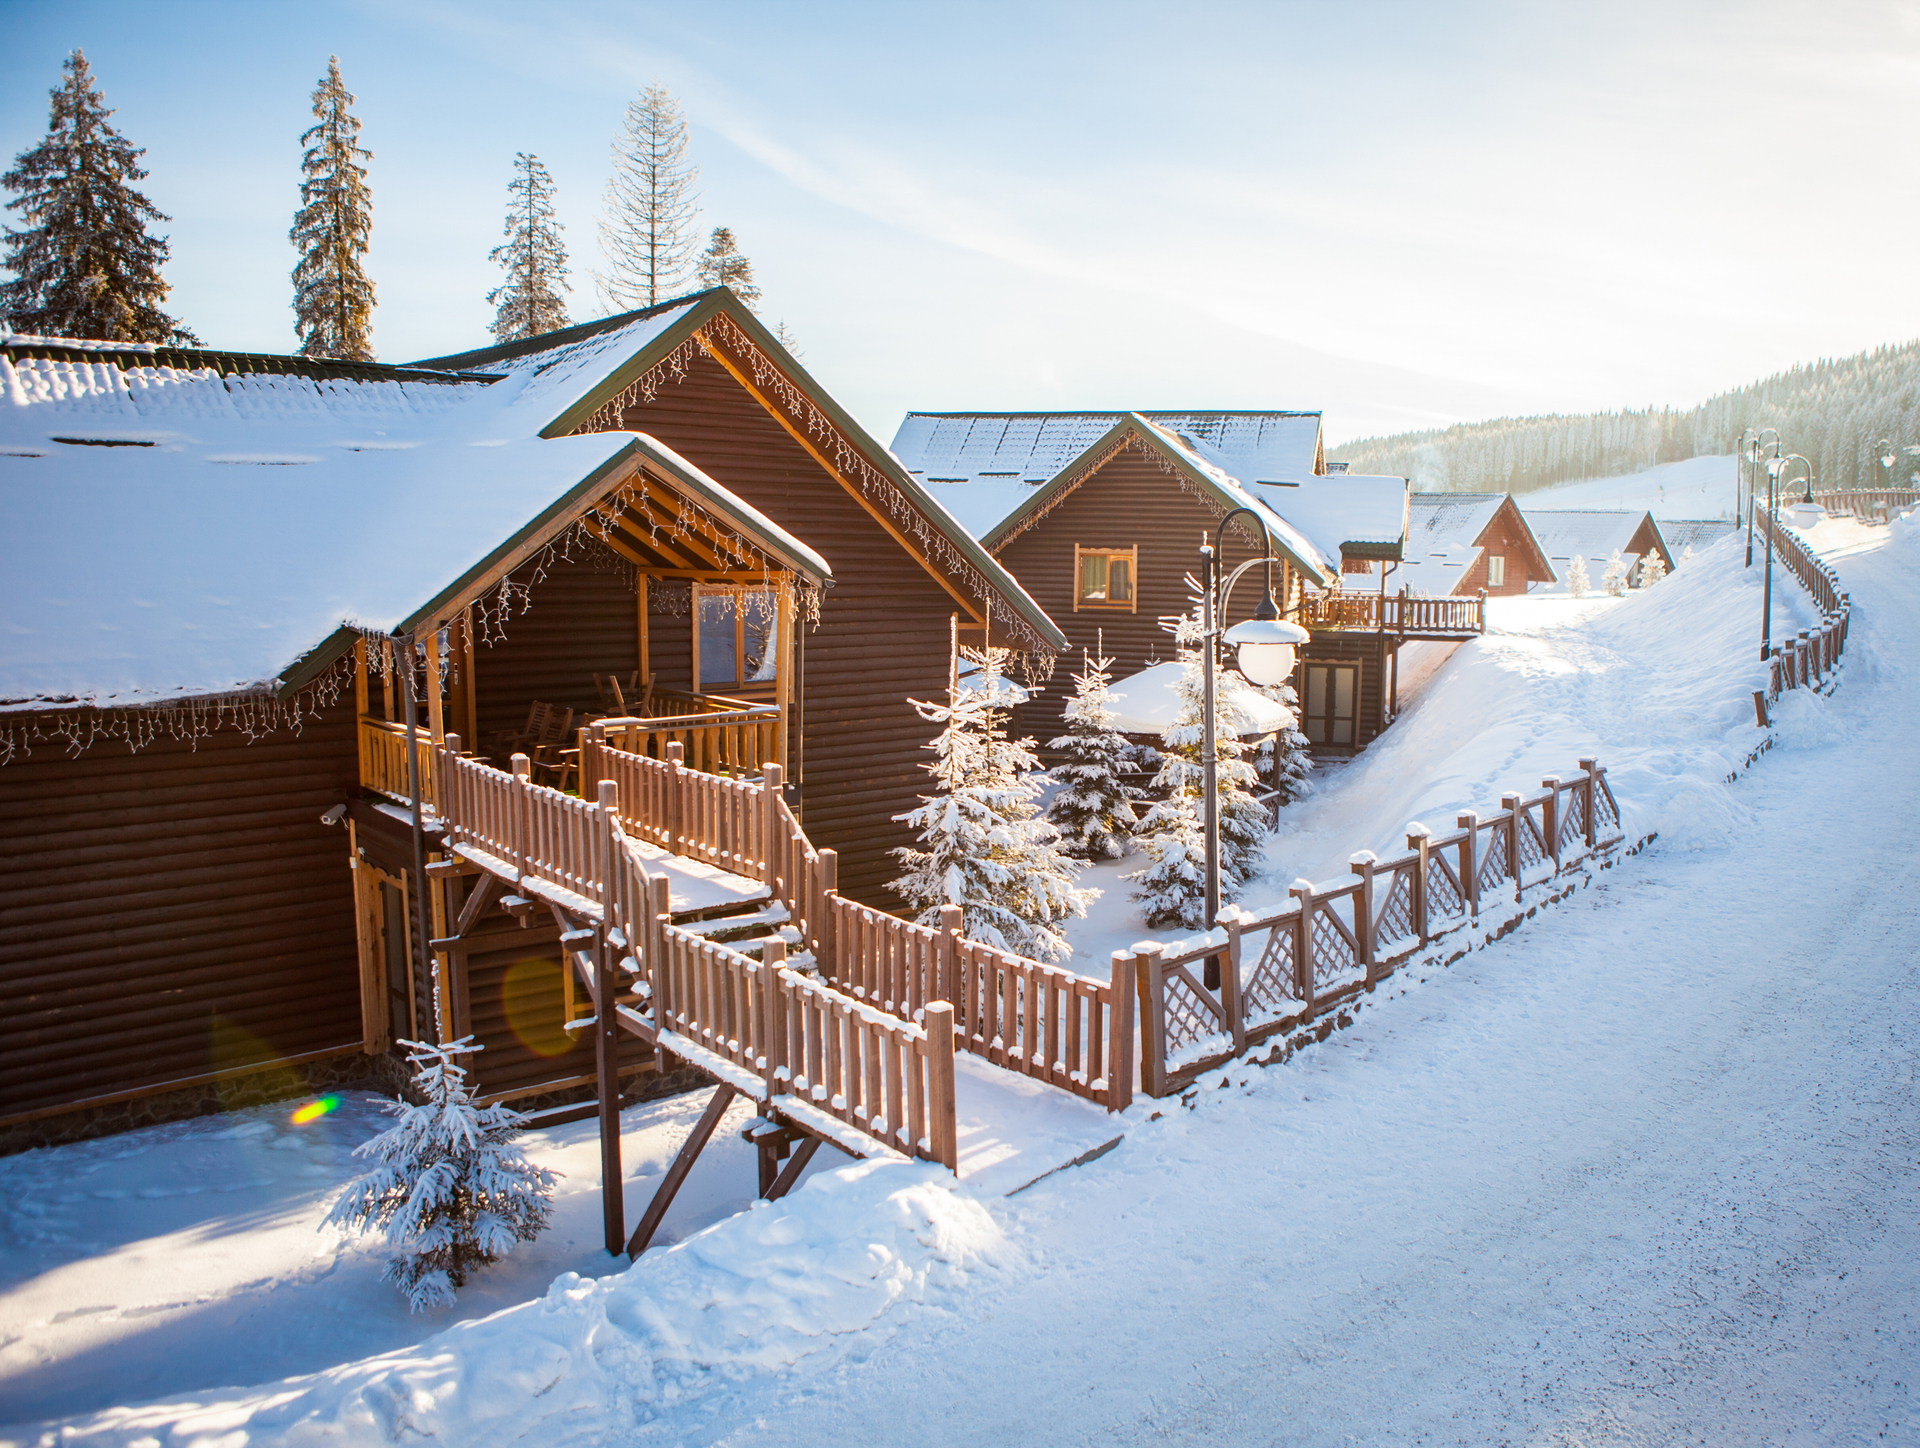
1660, 518, 1738, 554
0, 316, 829, 713
892, 409, 1324, 536
974, 413, 1334, 586
1405, 492, 1556, 589
416, 290, 1066, 655
1520, 508, 1673, 593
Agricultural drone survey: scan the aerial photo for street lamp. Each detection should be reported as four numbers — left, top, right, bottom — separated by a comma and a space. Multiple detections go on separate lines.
1877, 438, 1896, 495
1761, 453, 1811, 662
1199, 507, 1310, 929
1745, 428, 1779, 568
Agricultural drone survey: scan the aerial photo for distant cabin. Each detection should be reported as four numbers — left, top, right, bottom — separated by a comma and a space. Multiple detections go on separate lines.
1660, 518, 1739, 557
891, 408, 1472, 755
1396, 493, 1556, 596
0, 290, 1064, 1149
1521, 508, 1676, 591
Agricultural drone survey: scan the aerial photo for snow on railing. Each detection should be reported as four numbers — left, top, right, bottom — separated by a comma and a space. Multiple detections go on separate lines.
1130, 759, 1624, 1097
1750, 510, 1852, 724
1298, 589, 1487, 636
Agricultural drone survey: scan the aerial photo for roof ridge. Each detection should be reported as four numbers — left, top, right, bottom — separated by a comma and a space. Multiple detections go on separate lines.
406, 289, 725, 371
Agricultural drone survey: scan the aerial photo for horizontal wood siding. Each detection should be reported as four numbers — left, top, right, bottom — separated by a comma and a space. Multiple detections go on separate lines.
988, 449, 1290, 746
472, 552, 640, 756
1459, 498, 1549, 595
616, 354, 966, 908
0, 704, 362, 1122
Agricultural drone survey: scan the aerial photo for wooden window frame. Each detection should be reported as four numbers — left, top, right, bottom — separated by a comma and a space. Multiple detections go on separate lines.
1073, 544, 1139, 612
692, 581, 784, 695
1302, 662, 1359, 747
1486, 554, 1506, 588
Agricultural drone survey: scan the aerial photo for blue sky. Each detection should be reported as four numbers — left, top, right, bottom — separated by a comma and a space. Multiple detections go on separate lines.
3, 0, 1915, 444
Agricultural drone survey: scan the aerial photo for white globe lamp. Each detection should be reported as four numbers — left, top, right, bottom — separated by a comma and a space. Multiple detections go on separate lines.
1224, 617, 1309, 687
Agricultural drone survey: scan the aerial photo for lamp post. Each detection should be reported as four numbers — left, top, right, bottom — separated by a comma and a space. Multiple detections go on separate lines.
1877, 437, 1896, 496
1761, 453, 1811, 662
1745, 428, 1778, 568
1199, 507, 1310, 929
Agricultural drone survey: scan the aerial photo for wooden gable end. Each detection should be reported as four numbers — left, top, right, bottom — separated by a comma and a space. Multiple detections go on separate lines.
598, 349, 983, 907
1460, 496, 1556, 596
989, 446, 1297, 744
1627, 515, 1674, 573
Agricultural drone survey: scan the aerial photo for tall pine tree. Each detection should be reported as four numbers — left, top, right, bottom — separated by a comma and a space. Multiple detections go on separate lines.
290, 56, 376, 361
599, 84, 700, 310
487, 152, 570, 343
694, 225, 760, 306
0, 51, 196, 344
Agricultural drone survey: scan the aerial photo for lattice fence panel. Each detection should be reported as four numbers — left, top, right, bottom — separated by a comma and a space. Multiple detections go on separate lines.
1162, 972, 1224, 1054
1427, 857, 1464, 919
1375, 871, 1415, 947
1310, 908, 1357, 988
1478, 825, 1512, 893
1243, 924, 1300, 1018
1516, 811, 1548, 871
1562, 789, 1587, 851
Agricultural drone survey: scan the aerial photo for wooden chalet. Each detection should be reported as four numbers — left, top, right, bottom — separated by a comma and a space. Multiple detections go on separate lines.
0, 295, 1065, 1151
1400, 493, 1556, 597
893, 407, 1473, 754
1519, 507, 1676, 591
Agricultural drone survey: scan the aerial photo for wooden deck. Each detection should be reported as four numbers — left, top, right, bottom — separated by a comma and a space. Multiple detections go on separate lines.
1298, 588, 1487, 639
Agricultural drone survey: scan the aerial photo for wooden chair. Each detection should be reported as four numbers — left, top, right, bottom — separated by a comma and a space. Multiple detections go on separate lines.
593, 670, 656, 719
494, 702, 574, 784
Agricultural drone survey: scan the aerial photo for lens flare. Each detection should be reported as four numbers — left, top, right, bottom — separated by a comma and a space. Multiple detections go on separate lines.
291, 1094, 340, 1126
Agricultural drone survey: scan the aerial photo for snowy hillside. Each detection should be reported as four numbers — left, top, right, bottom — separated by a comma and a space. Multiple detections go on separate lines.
1516, 453, 1737, 519
3, 514, 1912, 1446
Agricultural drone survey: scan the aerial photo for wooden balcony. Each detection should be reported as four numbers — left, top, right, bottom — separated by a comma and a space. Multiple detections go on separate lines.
1299, 589, 1486, 639
358, 715, 436, 810
591, 702, 782, 778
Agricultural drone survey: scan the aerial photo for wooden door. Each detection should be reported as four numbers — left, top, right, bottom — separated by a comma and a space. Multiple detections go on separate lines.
1302, 663, 1359, 747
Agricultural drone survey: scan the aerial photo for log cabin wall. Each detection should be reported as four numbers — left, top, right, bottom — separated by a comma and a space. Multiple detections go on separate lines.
614, 352, 979, 909
0, 700, 365, 1145
1457, 499, 1549, 596
985, 448, 1293, 746
470, 549, 641, 753
1626, 516, 1674, 576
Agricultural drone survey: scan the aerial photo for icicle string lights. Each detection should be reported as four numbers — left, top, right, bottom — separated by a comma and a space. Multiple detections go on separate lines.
993, 428, 1260, 551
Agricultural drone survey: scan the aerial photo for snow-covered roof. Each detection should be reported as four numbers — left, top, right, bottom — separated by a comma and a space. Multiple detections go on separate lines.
1389, 543, 1485, 595
0, 316, 830, 712
892, 409, 1323, 538
1520, 509, 1669, 594
1660, 519, 1738, 554
1245, 473, 1408, 565
1408, 492, 1508, 553
1105, 661, 1294, 738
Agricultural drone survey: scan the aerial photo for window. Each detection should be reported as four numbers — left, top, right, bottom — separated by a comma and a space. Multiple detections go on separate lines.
1074, 545, 1137, 611
693, 585, 781, 692
1302, 663, 1358, 746
1342, 555, 1373, 575
1486, 554, 1505, 587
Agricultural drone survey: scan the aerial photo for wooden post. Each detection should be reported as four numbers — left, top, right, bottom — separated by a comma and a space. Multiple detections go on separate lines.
1577, 760, 1598, 850
594, 782, 624, 1257
1456, 812, 1479, 918
354, 638, 370, 787
924, 1001, 957, 1169
647, 872, 672, 1041
1541, 777, 1562, 870
1407, 825, 1430, 945
1289, 880, 1315, 1017
938, 903, 963, 1010
511, 753, 531, 880
1798, 630, 1811, 688
665, 741, 684, 855
761, 938, 785, 1098
761, 762, 783, 892
1220, 906, 1246, 1053
461, 606, 477, 747
443, 735, 462, 836
1135, 944, 1166, 1098
818, 849, 839, 971
1107, 948, 1135, 1113
1350, 852, 1377, 985
424, 625, 445, 746
1501, 792, 1523, 890
626, 1083, 737, 1258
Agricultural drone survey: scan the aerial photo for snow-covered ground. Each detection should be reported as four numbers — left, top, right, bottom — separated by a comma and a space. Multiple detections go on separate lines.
5, 513, 1912, 1446
1518, 453, 1737, 519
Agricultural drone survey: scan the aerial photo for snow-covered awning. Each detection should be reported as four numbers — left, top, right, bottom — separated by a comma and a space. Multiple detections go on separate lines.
1105, 661, 1294, 738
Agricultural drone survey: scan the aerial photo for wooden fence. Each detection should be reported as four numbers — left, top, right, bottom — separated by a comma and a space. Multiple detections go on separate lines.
1298, 589, 1486, 636
359, 716, 436, 808
1130, 759, 1623, 1096
592, 704, 781, 777
1750, 510, 1851, 721
1809, 487, 1920, 524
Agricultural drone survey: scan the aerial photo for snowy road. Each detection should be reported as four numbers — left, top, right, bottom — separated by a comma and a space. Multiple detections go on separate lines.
9, 518, 1915, 1446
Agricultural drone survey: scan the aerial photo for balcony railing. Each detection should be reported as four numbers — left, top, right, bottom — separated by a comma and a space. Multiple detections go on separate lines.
1299, 590, 1486, 636
358, 715, 435, 810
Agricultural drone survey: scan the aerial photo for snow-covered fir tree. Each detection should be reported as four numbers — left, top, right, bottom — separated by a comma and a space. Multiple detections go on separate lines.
599, 84, 700, 310
1638, 547, 1667, 587
1046, 646, 1145, 860
487, 152, 570, 343
1127, 606, 1269, 930
322, 1037, 556, 1312
892, 647, 1094, 962
1602, 550, 1629, 596
694, 225, 760, 306
290, 56, 376, 361
1679, 544, 1695, 568
1566, 554, 1591, 598
0, 51, 196, 344
1252, 674, 1314, 808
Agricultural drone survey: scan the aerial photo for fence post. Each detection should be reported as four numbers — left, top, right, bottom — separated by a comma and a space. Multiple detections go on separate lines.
761, 937, 785, 1098
817, 849, 839, 972
1108, 947, 1135, 1113
511, 753, 531, 879
647, 872, 672, 1041
1541, 777, 1562, 871
1576, 760, 1598, 850
938, 903, 963, 1011
1289, 879, 1315, 1018
592, 778, 624, 1255
761, 762, 783, 893
1134, 944, 1166, 1098
1500, 792, 1523, 891
1406, 824, 1430, 945
664, 741, 684, 855
1349, 852, 1377, 985
1797, 630, 1811, 688
924, 1001, 957, 1169
1219, 906, 1246, 1053
1456, 812, 1479, 918
441, 734, 462, 840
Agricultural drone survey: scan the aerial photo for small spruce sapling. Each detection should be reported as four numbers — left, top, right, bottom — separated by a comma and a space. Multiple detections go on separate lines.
1252, 673, 1314, 808
322, 1037, 556, 1312
1638, 548, 1667, 587
1046, 645, 1146, 860
1602, 550, 1629, 597
1565, 554, 1590, 599
892, 647, 1094, 962
1127, 604, 1270, 929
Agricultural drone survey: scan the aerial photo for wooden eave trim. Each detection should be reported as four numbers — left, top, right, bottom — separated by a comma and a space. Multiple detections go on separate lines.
1496, 497, 1560, 581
